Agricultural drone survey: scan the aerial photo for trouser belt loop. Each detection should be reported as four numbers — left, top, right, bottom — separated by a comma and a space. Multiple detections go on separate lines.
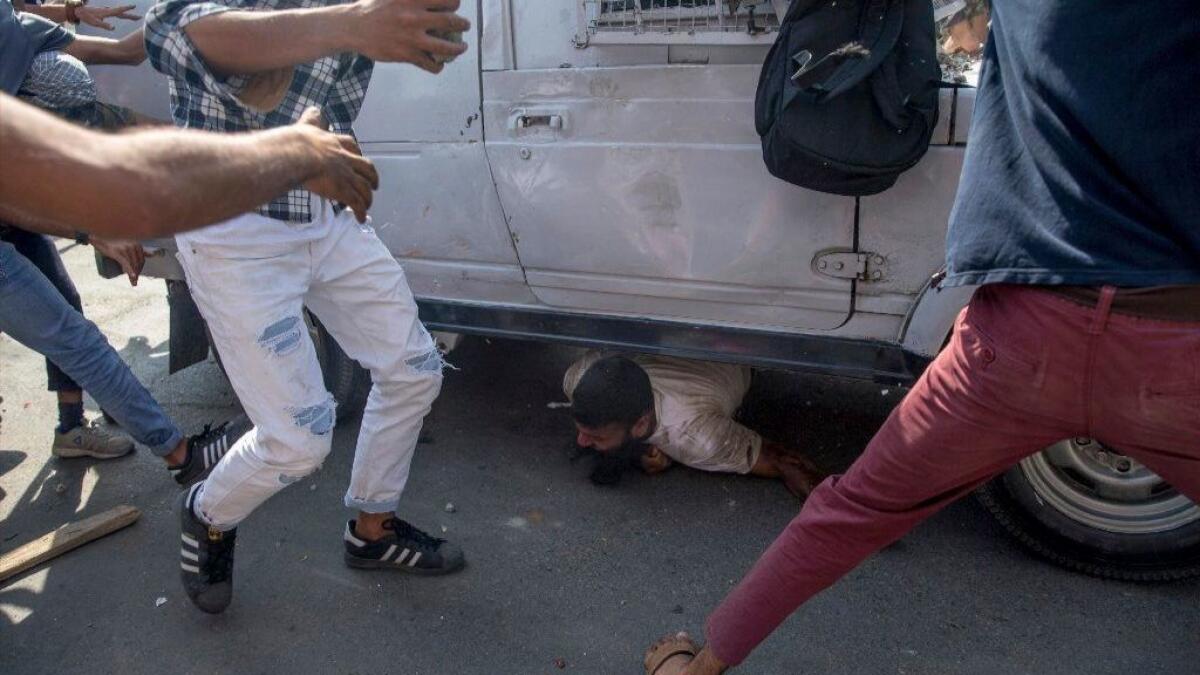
1088, 285, 1117, 335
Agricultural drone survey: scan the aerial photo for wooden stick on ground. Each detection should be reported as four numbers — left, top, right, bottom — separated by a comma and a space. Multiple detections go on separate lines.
0, 505, 141, 583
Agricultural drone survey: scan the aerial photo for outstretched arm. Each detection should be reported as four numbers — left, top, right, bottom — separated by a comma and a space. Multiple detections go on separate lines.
0, 94, 378, 239
146, 0, 469, 79
64, 28, 146, 65
17, 2, 140, 31
16, 1, 70, 25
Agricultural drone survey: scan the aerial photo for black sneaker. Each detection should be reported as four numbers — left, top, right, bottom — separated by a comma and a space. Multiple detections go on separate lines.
343, 518, 465, 575
172, 414, 253, 486
178, 484, 237, 614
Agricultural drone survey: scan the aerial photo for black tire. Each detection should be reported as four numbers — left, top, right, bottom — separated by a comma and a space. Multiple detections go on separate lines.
206, 311, 371, 424
310, 314, 371, 421
977, 439, 1200, 582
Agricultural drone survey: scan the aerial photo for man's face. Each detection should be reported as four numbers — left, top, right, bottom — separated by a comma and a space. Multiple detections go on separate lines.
575, 422, 635, 453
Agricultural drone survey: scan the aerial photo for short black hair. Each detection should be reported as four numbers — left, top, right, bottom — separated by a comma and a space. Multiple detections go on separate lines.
571, 356, 653, 428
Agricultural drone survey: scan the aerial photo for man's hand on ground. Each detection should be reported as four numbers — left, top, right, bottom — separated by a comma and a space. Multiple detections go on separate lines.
347, 0, 470, 73
639, 446, 674, 475
762, 441, 826, 498
91, 237, 146, 286
296, 108, 380, 223
76, 4, 141, 31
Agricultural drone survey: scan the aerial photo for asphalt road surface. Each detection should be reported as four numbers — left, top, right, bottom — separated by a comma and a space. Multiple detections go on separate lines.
2, 245, 1198, 674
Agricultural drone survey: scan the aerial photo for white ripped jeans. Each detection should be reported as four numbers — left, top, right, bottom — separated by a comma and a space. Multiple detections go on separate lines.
176, 205, 443, 529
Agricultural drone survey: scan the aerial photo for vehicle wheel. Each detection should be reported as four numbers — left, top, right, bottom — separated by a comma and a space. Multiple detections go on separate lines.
977, 438, 1200, 581
206, 311, 371, 423
309, 314, 371, 421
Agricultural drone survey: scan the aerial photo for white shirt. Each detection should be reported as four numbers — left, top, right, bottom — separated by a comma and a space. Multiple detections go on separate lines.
564, 351, 762, 474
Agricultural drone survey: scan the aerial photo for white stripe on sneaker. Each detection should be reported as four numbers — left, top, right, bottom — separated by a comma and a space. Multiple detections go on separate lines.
185, 483, 202, 511
181, 563, 200, 573
407, 552, 422, 567
181, 548, 199, 562
395, 548, 410, 565
182, 533, 199, 547
344, 523, 366, 547
381, 544, 397, 562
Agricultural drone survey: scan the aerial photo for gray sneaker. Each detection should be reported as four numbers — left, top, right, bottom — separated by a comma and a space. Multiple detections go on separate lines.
52, 420, 135, 459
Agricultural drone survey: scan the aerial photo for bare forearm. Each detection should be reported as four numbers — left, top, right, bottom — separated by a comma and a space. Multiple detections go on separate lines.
0, 210, 77, 239
21, 4, 70, 23
1, 95, 323, 238
184, 6, 357, 76
99, 129, 325, 236
65, 31, 146, 65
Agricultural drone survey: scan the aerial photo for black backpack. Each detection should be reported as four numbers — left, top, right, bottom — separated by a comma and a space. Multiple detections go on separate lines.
755, 0, 942, 196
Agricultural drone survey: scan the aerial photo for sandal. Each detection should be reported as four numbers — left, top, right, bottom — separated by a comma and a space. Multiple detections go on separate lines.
644, 632, 699, 675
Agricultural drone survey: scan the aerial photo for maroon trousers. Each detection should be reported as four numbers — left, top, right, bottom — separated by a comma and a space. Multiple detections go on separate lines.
705, 285, 1200, 666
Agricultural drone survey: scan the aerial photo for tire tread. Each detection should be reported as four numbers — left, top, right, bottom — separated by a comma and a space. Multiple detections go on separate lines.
976, 482, 1200, 583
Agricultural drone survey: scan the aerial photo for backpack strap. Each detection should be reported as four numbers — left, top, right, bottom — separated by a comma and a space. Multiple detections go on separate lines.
769, 0, 790, 23
783, 0, 906, 109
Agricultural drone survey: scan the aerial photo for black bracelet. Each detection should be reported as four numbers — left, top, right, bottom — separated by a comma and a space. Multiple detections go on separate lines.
74, 231, 90, 246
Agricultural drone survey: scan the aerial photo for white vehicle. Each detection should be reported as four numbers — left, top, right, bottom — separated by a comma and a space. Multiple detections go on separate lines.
91, 0, 1198, 580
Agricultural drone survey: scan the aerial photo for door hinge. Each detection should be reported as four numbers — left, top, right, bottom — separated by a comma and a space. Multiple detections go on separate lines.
813, 250, 886, 282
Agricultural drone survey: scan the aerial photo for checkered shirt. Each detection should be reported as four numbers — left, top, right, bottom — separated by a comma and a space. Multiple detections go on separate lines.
19, 49, 98, 110
145, 0, 374, 223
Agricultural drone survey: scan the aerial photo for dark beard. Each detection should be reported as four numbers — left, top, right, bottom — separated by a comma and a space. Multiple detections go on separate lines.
585, 434, 649, 487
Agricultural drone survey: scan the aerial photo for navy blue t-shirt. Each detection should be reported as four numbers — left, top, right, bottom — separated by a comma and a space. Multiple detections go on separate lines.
0, 0, 74, 96
944, 0, 1200, 288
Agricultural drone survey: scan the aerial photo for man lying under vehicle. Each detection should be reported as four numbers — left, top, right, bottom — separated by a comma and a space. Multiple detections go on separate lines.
565, 352, 824, 496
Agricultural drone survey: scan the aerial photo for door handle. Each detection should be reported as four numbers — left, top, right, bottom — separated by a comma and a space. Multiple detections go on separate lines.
516, 114, 563, 129
508, 108, 568, 134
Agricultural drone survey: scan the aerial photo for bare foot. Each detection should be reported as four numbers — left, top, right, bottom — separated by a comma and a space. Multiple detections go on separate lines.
644, 632, 698, 675
772, 452, 825, 498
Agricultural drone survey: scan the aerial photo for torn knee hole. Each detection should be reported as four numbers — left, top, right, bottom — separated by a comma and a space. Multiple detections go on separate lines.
277, 464, 320, 485
289, 399, 336, 436
258, 315, 303, 356
405, 348, 447, 375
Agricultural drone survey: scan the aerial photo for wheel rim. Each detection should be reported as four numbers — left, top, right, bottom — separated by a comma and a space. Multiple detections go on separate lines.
1020, 439, 1200, 535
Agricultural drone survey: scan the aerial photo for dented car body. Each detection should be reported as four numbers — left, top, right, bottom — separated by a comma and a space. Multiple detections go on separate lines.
90, 1, 1196, 580
95, 0, 975, 383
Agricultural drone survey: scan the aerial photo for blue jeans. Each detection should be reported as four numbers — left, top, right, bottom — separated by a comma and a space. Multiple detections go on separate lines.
0, 227, 84, 392
0, 240, 183, 456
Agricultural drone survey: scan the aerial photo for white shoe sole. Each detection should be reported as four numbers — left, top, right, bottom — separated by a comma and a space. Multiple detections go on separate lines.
52, 445, 134, 460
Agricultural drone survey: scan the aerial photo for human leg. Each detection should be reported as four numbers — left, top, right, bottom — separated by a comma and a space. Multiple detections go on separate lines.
1, 228, 86, 395
175, 238, 331, 530
172, 234, 331, 613
695, 286, 1096, 669
304, 213, 461, 573
1086, 296, 1200, 514
305, 221, 442, 518
0, 228, 97, 434
0, 241, 183, 458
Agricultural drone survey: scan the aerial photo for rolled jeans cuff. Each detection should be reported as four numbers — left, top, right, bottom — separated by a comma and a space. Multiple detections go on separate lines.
345, 495, 400, 514
148, 428, 186, 458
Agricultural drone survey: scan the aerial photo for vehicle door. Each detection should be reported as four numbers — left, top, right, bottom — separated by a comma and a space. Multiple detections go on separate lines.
481, 0, 856, 331
347, 0, 528, 305
91, 1, 527, 306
